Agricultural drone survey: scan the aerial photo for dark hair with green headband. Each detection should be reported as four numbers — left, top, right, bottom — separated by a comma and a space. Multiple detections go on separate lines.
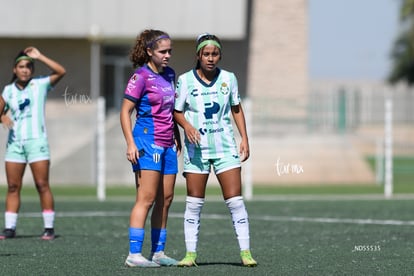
11, 50, 35, 83
195, 33, 222, 69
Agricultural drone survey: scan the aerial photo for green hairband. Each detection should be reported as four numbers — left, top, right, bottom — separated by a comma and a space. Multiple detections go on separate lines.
15, 56, 33, 64
196, 40, 221, 53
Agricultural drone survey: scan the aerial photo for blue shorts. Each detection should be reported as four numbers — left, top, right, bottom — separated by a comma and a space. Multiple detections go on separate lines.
183, 153, 241, 175
132, 137, 178, 175
5, 137, 50, 163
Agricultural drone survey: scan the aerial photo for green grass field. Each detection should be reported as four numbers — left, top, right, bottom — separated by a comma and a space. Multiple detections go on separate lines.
0, 193, 414, 275
0, 156, 413, 275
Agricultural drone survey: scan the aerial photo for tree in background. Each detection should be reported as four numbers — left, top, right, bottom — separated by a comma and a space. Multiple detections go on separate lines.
389, 0, 414, 84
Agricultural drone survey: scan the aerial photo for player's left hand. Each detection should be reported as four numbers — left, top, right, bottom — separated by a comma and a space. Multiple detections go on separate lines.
239, 140, 250, 162
24, 47, 42, 59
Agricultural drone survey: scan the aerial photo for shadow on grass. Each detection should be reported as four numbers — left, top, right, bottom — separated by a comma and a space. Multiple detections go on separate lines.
196, 261, 245, 267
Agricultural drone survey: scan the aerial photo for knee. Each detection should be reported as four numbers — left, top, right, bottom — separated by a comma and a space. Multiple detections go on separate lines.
140, 195, 156, 210
7, 182, 21, 194
163, 192, 174, 208
35, 180, 50, 193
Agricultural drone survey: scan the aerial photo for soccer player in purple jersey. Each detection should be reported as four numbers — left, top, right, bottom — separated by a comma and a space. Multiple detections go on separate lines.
120, 29, 181, 268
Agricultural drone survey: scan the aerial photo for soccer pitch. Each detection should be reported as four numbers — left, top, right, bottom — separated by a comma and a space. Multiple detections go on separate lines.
0, 191, 413, 275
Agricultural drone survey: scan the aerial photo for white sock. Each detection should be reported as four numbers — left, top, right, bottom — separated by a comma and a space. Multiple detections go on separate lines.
183, 196, 204, 252
5, 212, 18, 230
225, 196, 250, 250
42, 210, 55, 229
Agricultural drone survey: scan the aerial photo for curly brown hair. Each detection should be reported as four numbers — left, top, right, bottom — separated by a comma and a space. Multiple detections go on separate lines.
129, 29, 170, 68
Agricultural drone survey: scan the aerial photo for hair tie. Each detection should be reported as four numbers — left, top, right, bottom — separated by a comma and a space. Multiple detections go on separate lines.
147, 35, 170, 48
196, 40, 221, 53
15, 56, 33, 64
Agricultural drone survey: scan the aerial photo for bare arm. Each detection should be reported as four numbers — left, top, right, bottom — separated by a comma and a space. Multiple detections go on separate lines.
24, 47, 66, 86
231, 103, 250, 162
173, 110, 200, 145
173, 122, 182, 155
0, 96, 12, 129
120, 98, 139, 164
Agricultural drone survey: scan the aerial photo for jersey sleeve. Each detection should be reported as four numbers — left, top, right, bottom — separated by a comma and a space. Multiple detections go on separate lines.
174, 74, 187, 112
44, 76, 52, 93
230, 72, 241, 106
33, 76, 52, 95
123, 72, 145, 103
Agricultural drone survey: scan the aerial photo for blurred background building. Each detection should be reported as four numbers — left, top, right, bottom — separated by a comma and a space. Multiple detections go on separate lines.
0, 0, 412, 187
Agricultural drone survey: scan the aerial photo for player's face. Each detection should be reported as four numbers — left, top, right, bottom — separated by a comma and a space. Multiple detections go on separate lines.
198, 45, 221, 72
14, 60, 33, 82
149, 39, 172, 71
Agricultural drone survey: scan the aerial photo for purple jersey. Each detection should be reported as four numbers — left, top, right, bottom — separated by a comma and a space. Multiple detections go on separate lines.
124, 64, 176, 147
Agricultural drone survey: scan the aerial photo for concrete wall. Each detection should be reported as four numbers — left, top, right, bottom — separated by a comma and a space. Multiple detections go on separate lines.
0, 0, 247, 39
0, 39, 90, 100
248, 0, 308, 124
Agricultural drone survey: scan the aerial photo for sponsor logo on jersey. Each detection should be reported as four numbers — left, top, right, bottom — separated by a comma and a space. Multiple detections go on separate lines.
151, 143, 163, 150
190, 89, 199, 96
18, 98, 30, 110
126, 82, 136, 94
208, 127, 224, 134
198, 128, 208, 135
204, 102, 220, 119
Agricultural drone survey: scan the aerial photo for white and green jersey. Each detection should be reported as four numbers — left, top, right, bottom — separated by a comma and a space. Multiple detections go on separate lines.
175, 68, 240, 159
2, 76, 52, 141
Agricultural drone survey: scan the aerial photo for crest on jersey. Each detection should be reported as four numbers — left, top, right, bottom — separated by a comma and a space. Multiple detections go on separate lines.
220, 82, 229, 95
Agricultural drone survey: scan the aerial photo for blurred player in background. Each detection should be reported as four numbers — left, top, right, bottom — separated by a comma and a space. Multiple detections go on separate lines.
174, 33, 257, 267
0, 47, 66, 240
120, 29, 180, 268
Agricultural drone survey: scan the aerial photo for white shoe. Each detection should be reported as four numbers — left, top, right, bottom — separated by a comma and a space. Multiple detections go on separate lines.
150, 251, 178, 266
125, 253, 160, 268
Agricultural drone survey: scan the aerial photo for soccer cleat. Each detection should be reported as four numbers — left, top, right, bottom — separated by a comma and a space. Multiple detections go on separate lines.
41, 228, 55, 240
150, 251, 178, 266
125, 253, 160, 268
177, 252, 198, 267
240, 249, 257, 267
0, 228, 16, 240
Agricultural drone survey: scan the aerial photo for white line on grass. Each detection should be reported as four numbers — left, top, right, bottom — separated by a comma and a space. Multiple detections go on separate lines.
18, 211, 414, 226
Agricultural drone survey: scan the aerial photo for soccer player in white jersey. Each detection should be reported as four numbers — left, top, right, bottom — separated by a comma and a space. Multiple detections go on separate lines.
174, 33, 257, 267
0, 47, 66, 240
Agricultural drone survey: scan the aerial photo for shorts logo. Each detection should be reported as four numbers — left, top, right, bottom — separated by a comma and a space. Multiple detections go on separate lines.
184, 157, 191, 165
153, 153, 161, 163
